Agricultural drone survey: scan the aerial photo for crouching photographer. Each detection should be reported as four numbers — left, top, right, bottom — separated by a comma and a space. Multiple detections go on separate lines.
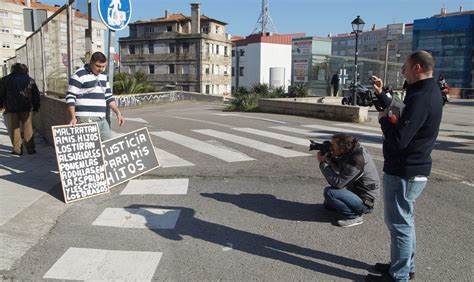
316, 133, 380, 227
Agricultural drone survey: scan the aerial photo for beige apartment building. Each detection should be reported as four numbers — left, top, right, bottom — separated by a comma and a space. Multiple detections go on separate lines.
119, 4, 232, 94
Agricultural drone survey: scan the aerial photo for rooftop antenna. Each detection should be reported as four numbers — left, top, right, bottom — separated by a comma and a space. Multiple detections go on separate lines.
252, 0, 277, 34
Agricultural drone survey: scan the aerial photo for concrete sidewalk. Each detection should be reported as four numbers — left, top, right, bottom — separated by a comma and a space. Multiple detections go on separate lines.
0, 114, 67, 273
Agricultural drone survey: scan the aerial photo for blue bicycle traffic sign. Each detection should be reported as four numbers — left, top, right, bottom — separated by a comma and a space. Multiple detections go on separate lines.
98, 0, 132, 31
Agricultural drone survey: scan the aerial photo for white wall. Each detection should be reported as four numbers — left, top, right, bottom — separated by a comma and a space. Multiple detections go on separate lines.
259, 43, 292, 90
232, 42, 292, 91
232, 44, 260, 89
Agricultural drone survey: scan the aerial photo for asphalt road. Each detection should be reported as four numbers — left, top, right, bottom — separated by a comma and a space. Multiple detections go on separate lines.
4, 101, 474, 281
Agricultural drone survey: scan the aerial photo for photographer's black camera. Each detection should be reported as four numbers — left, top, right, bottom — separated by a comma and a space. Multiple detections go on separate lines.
309, 140, 331, 155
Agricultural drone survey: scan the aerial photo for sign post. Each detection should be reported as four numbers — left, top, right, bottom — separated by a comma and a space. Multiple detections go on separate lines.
384, 23, 405, 84
97, 0, 132, 32
98, 0, 132, 126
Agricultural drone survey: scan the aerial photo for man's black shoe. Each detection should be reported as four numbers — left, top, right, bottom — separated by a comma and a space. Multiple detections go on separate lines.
374, 262, 390, 272
366, 273, 395, 282
27, 149, 36, 155
374, 262, 415, 280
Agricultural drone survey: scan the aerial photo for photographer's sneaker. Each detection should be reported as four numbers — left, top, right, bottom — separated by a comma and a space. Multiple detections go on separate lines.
336, 216, 363, 227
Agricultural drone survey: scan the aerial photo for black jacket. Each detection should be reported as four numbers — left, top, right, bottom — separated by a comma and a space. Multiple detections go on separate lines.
0, 73, 40, 113
319, 144, 380, 204
380, 78, 442, 177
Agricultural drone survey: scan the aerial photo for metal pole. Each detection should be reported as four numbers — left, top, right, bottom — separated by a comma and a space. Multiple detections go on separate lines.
383, 40, 390, 85
107, 30, 115, 90
197, 39, 202, 93
106, 29, 115, 127
352, 32, 359, 106
66, 3, 73, 78
235, 46, 240, 89
85, 0, 92, 62
40, 26, 47, 94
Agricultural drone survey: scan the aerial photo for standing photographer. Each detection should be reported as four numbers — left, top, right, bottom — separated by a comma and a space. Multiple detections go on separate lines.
367, 51, 442, 282
317, 133, 380, 227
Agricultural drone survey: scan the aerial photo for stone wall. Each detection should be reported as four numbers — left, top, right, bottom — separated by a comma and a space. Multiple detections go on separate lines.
33, 91, 225, 145
258, 98, 368, 123
33, 95, 70, 145
114, 91, 224, 108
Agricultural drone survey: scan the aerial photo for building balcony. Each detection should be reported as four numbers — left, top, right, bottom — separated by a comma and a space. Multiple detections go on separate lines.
147, 74, 198, 82
122, 53, 198, 62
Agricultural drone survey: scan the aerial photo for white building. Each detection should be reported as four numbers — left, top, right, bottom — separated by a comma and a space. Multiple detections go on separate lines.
232, 32, 304, 92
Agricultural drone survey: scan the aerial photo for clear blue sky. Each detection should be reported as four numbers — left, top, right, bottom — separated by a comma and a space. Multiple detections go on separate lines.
42, 0, 473, 44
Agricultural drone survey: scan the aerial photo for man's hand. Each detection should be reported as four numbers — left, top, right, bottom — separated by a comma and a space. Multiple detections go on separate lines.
317, 151, 329, 164
378, 109, 388, 121
69, 117, 77, 126
370, 75, 384, 95
116, 112, 124, 126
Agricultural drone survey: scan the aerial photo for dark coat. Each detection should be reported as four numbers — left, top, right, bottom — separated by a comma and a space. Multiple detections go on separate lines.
319, 144, 380, 204
380, 77, 443, 177
0, 73, 40, 113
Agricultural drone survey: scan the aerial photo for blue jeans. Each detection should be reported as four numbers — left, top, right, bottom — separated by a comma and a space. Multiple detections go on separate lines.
383, 173, 427, 281
323, 186, 366, 219
76, 116, 113, 141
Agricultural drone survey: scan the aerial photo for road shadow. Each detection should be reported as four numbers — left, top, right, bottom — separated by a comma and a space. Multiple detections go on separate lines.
126, 204, 369, 280
0, 136, 63, 202
200, 192, 335, 223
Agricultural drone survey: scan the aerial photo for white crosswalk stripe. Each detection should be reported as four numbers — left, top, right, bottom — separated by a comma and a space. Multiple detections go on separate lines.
193, 129, 310, 158
125, 117, 149, 124
154, 147, 194, 168
121, 179, 189, 195
232, 127, 310, 147
334, 123, 381, 132
214, 113, 288, 124
43, 247, 161, 281
92, 207, 181, 229
150, 131, 255, 162
271, 125, 382, 149
302, 124, 383, 139
270, 126, 333, 137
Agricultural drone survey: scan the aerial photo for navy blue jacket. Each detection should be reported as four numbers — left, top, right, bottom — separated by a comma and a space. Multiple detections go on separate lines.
379, 78, 442, 177
0, 73, 40, 113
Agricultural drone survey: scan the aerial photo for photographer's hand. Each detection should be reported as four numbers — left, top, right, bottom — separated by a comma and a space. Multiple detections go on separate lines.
317, 151, 329, 164
370, 75, 383, 95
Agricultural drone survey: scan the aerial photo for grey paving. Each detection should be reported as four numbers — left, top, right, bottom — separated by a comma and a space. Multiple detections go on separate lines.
0, 115, 65, 272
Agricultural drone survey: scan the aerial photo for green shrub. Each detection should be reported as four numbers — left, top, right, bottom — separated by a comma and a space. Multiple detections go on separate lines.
113, 71, 154, 94
287, 83, 309, 97
228, 87, 260, 111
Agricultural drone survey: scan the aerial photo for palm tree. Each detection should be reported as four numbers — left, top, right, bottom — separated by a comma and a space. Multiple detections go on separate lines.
113, 71, 154, 94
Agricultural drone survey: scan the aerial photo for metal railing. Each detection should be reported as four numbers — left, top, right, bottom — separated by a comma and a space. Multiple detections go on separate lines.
4, 0, 103, 96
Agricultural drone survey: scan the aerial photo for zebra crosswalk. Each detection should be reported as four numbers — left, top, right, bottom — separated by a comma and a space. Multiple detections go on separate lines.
43, 248, 162, 280
41, 121, 472, 280
147, 122, 473, 168
193, 129, 310, 158
44, 176, 190, 280
150, 131, 255, 162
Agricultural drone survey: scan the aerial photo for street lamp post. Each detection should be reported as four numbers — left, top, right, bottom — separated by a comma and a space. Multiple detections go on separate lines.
351, 15, 365, 105
395, 50, 401, 88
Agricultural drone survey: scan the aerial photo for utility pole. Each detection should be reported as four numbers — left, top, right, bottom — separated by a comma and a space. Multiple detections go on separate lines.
383, 40, 390, 85
84, 0, 92, 62
252, 0, 277, 34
